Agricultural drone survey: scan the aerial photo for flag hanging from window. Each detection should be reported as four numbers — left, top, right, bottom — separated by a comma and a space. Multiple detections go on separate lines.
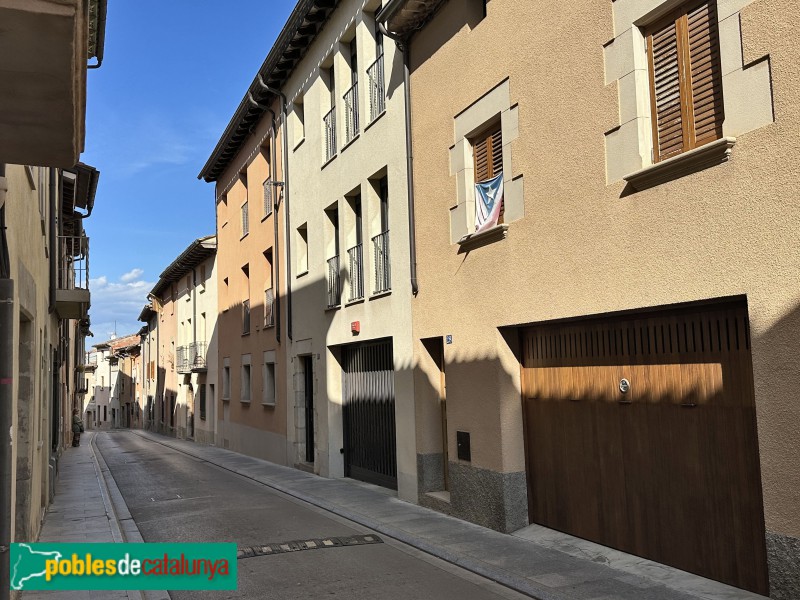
475, 173, 503, 233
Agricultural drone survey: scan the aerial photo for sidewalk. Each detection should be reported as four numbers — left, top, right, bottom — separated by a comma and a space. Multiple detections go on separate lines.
22, 431, 167, 600
130, 429, 765, 600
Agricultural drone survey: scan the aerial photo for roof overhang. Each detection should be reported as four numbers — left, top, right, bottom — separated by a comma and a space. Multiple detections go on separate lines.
198, 0, 339, 182
138, 304, 156, 323
0, 0, 107, 167
376, 0, 443, 38
62, 162, 99, 217
151, 235, 216, 298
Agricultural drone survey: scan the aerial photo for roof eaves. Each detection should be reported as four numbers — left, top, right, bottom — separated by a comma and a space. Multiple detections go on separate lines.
198, 0, 338, 183
150, 235, 216, 298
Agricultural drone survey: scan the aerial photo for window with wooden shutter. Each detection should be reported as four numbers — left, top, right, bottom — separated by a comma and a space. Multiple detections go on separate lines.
472, 123, 504, 223
472, 124, 503, 183
646, 0, 724, 163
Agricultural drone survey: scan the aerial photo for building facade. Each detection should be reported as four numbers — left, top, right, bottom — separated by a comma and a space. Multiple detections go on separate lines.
143, 236, 218, 445
199, 0, 418, 501
379, 0, 798, 597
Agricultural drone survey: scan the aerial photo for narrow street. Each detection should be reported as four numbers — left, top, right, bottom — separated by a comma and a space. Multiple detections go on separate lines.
94, 431, 526, 600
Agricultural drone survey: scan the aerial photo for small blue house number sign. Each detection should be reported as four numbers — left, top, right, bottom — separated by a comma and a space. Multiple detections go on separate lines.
446, 335, 453, 344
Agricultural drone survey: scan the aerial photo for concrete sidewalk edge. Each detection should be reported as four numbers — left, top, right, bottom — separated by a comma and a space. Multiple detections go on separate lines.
128, 430, 558, 600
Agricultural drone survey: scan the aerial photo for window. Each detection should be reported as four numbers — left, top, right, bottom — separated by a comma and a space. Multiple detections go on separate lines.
222, 358, 231, 400
472, 124, 503, 183
170, 395, 176, 427
449, 80, 521, 245
199, 264, 206, 291
646, 1, 723, 163
241, 200, 249, 237
264, 249, 274, 327
292, 95, 305, 147
242, 300, 251, 335
242, 264, 250, 334
263, 178, 273, 218
241, 355, 251, 403
199, 384, 207, 420
263, 356, 276, 406
296, 224, 309, 275
324, 66, 337, 161
604, 0, 773, 186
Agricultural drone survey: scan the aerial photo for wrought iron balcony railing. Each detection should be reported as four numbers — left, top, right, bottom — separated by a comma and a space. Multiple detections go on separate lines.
324, 106, 337, 162
372, 230, 391, 294
265, 288, 275, 327
327, 255, 340, 309
177, 341, 208, 374
348, 243, 364, 302
263, 178, 273, 218
58, 235, 89, 290
176, 345, 190, 374
343, 81, 359, 144
367, 53, 385, 124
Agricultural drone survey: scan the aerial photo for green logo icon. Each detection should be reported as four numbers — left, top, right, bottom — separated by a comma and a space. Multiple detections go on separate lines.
10, 543, 237, 591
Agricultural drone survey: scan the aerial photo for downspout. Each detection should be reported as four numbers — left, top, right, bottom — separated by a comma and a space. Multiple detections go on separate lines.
379, 24, 419, 295
49, 169, 57, 313
247, 93, 282, 344
256, 77, 293, 340
0, 162, 12, 600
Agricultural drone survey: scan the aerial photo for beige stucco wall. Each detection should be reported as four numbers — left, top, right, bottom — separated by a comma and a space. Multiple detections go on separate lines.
215, 105, 288, 464
408, 0, 799, 542
3, 164, 61, 542
282, 0, 417, 500
174, 252, 218, 443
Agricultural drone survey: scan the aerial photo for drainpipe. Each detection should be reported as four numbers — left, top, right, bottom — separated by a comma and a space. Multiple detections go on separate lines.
378, 24, 419, 295
49, 169, 57, 313
255, 77, 293, 340
247, 94, 281, 344
0, 162, 10, 599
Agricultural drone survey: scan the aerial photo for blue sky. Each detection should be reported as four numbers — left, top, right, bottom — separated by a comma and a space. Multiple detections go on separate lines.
83, 0, 294, 341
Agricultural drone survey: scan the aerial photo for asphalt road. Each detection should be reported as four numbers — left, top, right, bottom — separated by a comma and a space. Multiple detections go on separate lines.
95, 431, 528, 600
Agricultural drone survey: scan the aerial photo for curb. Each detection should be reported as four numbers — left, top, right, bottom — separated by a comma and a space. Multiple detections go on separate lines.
129, 430, 555, 600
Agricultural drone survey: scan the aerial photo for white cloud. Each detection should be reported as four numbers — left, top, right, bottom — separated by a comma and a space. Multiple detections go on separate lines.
87, 273, 153, 340
120, 268, 144, 282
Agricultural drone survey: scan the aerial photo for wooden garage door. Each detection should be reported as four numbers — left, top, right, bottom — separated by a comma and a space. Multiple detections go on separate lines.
522, 301, 768, 594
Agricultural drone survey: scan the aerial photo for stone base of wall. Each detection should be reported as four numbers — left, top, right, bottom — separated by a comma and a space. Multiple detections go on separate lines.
416, 453, 528, 533
768, 530, 800, 600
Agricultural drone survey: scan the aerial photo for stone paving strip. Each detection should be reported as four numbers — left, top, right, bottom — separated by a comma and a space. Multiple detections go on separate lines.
129, 429, 765, 600
21, 431, 169, 600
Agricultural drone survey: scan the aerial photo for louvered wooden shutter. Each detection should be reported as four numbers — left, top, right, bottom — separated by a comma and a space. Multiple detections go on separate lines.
687, 1, 724, 146
647, 0, 723, 163
473, 125, 502, 182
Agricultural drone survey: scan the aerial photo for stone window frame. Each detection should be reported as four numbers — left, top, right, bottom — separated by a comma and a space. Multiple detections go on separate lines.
604, 0, 773, 189
448, 79, 523, 247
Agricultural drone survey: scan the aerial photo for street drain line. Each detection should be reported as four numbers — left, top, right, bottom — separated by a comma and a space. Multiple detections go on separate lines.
237, 534, 383, 559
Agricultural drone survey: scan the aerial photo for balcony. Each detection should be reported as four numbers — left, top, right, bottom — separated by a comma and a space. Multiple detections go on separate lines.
372, 231, 391, 294
264, 288, 275, 327
324, 106, 337, 162
367, 53, 385, 124
177, 341, 208, 374
348, 244, 364, 302
0, 0, 106, 166
327, 255, 340, 309
343, 81, 359, 145
56, 235, 90, 319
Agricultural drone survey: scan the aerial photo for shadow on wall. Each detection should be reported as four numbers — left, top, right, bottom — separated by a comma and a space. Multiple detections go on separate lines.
752, 303, 800, 600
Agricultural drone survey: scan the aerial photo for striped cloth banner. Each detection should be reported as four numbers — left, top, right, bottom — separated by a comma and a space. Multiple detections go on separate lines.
475, 173, 504, 233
